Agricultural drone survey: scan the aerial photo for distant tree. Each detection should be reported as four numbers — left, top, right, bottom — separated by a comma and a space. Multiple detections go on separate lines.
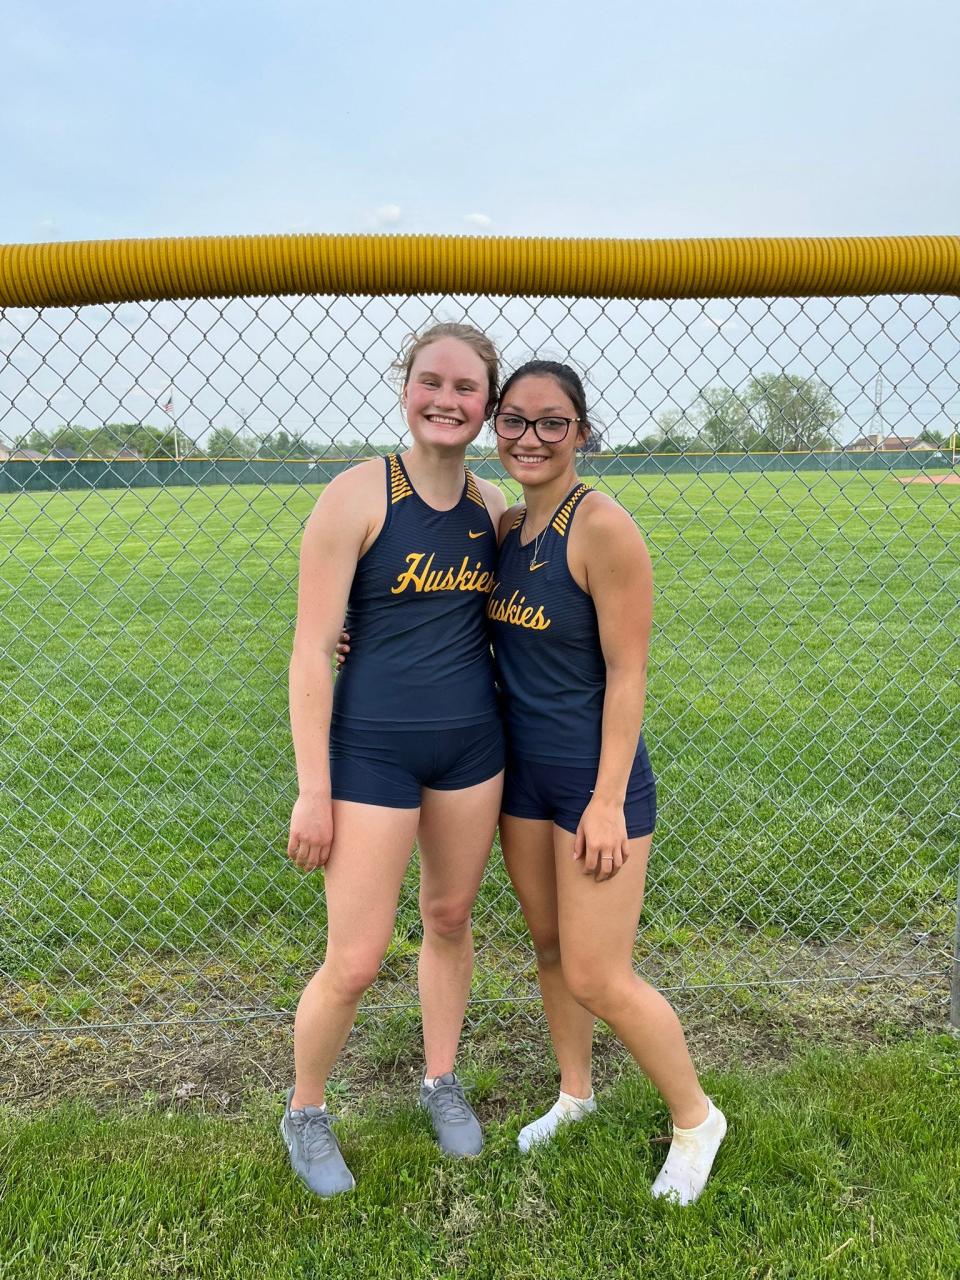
207, 426, 257, 458
100, 423, 197, 457
744, 374, 840, 452
260, 429, 333, 459
316, 437, 392, 459
259, 429, 295, 459
692, 387, 752, 451
93, 424, 150, 455
253, 430, 387, 460
918, 425, 950, 447
26, 425, 87, 453
294, 436, 325, 457
650, 408, 696, 453
24, 422, 195, 458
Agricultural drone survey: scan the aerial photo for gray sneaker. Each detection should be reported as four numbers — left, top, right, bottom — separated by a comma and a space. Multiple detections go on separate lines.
280, 1087, 355, 1197
419, 1072, 483, 1157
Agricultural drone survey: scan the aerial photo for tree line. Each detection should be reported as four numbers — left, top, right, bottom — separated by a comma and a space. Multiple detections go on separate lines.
19, 423, 388, 461
628, 373, 951, 453
18, 373, 954, 460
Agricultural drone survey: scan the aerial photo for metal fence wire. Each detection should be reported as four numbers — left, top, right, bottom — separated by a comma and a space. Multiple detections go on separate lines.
1, 250, 958, 1043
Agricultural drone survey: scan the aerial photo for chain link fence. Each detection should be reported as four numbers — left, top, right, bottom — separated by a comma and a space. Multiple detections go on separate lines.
1, 283, 958, 1046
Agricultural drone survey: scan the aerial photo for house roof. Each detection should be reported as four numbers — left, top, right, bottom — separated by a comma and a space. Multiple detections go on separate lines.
846, 433, 921, 450
0, 447, 44, 460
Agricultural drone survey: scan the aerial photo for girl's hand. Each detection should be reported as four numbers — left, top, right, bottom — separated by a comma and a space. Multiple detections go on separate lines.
334, 629, 350, 669
286, 793, 334, 872
573, 796, 629, 882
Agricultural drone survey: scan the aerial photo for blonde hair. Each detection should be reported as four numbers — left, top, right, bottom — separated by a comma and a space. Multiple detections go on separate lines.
393, 322, 500, 415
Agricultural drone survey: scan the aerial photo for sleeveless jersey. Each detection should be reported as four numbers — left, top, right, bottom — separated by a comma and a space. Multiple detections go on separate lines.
332, 454, 499, 728
488, 483, 612, 763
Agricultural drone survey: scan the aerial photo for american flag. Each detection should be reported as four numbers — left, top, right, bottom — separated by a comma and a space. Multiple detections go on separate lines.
162, 397, 174, 415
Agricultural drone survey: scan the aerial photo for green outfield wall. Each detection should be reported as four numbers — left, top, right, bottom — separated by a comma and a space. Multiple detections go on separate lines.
0, 448, 952, 495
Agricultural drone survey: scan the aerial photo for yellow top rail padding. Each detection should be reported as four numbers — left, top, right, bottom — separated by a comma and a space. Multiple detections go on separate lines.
1, 234, 959, 308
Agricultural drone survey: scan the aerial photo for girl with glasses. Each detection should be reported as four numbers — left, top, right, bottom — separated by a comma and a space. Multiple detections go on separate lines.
489, 360, 727, 1205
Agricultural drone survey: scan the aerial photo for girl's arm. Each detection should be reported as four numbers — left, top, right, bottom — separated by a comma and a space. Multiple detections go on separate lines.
497, 501, 524, 547
574, 497, 653, 880
478, 475, 507, 532
287, 466, 377, 871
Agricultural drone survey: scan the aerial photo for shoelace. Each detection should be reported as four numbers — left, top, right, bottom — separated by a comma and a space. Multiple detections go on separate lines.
292, 1108, 339, 1160
428, 1081, 473, 1125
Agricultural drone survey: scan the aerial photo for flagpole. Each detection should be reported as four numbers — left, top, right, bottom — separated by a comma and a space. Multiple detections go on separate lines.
162, 391, 182, 462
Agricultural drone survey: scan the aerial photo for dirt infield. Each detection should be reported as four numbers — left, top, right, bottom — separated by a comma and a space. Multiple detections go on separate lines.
897, 472, 960, 484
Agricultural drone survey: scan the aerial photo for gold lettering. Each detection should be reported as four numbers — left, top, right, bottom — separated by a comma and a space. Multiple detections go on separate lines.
392, 552, 495, 596
486, 586, 552, 630
391, 552, 428, 594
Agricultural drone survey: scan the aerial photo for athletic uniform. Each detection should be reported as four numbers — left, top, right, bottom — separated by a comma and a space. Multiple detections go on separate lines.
330, 454, 504, 807
489, 483, 656, 836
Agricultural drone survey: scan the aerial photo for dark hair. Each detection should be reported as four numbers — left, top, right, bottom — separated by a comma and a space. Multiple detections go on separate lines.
497, 359, 599, 448
392, 322, 500, 415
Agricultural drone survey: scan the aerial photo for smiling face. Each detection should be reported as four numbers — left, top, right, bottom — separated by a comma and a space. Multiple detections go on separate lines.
495, 373, 588, 488
402, 337, 491, 452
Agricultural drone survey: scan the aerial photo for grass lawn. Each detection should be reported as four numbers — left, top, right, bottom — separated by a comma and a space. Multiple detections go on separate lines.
1, 1037, 958, 1279
1, 469, 957, 1023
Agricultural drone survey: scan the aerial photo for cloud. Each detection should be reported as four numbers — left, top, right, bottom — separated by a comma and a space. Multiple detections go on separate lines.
692, 314, 745, 339
371, 204, 403, 228
464, 213, 492, 229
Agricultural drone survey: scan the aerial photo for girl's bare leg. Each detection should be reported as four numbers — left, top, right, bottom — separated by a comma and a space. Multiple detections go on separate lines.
500, 814, 595, 1099
553, 831, 709, 1128
292, 800, 420, 1107
416, 773, 502, 1077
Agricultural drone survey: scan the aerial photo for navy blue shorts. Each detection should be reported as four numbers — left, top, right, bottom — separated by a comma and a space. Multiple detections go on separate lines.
501, 740, 656, 837
329, 717, 505, 809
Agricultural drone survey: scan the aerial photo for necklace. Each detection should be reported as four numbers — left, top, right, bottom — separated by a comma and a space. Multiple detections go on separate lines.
522, 482, 584, 569
527, 522, 549, 569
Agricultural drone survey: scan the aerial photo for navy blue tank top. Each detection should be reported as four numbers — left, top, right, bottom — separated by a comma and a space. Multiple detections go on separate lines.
332, 454, 499, 729
489, 483, 615, 764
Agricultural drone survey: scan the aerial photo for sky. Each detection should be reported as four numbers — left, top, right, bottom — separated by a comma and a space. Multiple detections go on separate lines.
1, 1, 958, 448
2, 0, 958, 244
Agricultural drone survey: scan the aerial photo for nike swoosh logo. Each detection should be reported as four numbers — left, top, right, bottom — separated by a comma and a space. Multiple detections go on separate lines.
529, 561, 549, 571
468, 530, 487, 539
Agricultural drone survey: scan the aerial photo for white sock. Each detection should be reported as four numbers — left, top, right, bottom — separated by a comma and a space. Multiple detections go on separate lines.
423, 1077, 437, 1089
651, 1098, 727, 1206
292, 1098, 326, 1114
518, 1091, 596, 1153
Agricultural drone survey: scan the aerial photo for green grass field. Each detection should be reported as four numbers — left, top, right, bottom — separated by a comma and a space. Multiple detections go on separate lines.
2, 1038, 958, 1279
1, 470, 958, 1020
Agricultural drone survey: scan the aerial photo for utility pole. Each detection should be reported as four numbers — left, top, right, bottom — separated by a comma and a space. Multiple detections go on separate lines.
869, 373, 884, 447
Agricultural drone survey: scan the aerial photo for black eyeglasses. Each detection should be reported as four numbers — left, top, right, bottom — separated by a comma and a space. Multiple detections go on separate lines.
493, 413, 581, 444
